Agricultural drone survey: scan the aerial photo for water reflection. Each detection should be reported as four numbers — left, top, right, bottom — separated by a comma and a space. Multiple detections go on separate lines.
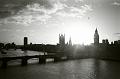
61, 59, 99, 79
0, 59, 120, 79
99, 60, 120, 79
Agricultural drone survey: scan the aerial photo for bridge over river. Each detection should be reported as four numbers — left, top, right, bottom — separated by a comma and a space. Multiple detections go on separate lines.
0, 49, 67, 68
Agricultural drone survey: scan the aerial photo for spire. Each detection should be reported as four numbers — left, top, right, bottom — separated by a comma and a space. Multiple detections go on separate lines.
69, 37, 71, 43
95, 28, 98, 34
69, 36, 72, 46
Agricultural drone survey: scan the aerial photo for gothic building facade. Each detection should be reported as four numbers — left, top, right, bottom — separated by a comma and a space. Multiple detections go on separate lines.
59, 34, 65, 47
94, 28, 99, 46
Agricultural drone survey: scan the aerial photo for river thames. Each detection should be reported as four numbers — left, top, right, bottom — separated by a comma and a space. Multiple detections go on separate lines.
0, 50, 120, 79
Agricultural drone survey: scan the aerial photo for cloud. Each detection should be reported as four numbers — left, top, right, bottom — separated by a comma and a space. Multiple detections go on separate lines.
15, 29, 35, 33
71, 4, 92, 15
0, 0, 53, 24
75, 0, 84, 2
0, 1, 52, 25
115, 33, 120, 35
112, 2, 120, 6
0, 29, 12, 32
56, 4, 92, 18
0, 0, 92, 25
0, 28, 35, 34
0, 0, 32, 18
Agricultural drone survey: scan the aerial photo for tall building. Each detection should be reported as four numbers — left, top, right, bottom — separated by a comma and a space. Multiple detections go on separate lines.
94, 28, 99, 46
24, 37, 28, 46
59, 34, 65, 47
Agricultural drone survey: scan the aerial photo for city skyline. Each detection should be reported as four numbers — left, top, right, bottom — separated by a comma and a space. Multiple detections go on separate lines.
0, 0, 120, 45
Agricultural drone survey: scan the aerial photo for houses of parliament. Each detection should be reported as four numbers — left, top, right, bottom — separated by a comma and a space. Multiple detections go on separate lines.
0, 28, 120, 61
0, 28, 120, 51
58, 28, 120, 47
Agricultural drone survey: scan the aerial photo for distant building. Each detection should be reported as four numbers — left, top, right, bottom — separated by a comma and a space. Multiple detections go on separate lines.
118, 40, 120, 44
94, 28, 99, 46
110, 40, 120, 45
113, 40, 120, 45
69, 37, 72, 46
59, 34, 65, 47
111, 42, 114, 45
24, 37, 28, 46
102, 39, 109, 45
105, 39, 109, 45
114, 41, 118, 45
102, 39, 106, 44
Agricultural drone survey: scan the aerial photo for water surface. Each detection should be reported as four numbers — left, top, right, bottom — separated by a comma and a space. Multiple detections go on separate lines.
0, 58, 120, 79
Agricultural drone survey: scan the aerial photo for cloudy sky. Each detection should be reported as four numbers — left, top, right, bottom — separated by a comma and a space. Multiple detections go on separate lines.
0, 0, 120, 45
